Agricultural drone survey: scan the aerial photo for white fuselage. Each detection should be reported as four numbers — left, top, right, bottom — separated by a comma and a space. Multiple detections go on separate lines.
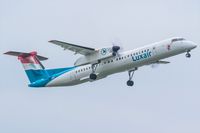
46, 38, 197, 87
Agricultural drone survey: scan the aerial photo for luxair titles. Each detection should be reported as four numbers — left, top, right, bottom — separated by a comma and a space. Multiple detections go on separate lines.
132, 50, 152, 61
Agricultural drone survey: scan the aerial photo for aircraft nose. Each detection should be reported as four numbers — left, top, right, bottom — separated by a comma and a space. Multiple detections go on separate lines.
185, 41, 197, 50
190, 42, 197, 49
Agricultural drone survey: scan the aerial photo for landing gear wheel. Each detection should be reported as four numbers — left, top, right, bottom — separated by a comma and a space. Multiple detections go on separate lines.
127, 80, 134, 86
186, 52, 191, 58
90, 63, 98, 80
126, 68, 137, 87
90, 73, 97, 80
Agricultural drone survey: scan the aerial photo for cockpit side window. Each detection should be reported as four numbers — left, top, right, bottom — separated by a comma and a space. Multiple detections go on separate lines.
171, 38, 185, 43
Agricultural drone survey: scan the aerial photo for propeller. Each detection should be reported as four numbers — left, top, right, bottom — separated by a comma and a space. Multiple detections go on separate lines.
112, 45, 120, 56
111, 38, 124, 56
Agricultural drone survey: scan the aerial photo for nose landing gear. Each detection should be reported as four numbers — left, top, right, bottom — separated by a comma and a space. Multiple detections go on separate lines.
186, 51, 191, 58
127, 68, 137, 87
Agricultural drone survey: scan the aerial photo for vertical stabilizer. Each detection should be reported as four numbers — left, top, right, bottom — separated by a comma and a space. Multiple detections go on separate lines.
4, 51, 49, 83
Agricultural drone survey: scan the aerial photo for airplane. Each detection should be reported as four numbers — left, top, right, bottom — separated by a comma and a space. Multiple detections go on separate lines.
4, 37, 197, 87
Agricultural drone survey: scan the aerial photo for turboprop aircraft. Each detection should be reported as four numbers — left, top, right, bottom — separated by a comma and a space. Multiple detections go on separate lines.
4, 37, 197, 87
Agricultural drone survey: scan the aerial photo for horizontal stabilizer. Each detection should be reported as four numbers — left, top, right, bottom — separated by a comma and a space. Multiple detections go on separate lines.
4, 51, 48, 61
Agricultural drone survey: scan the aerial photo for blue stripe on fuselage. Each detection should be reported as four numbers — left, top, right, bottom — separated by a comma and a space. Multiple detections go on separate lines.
27, 66, 77, 87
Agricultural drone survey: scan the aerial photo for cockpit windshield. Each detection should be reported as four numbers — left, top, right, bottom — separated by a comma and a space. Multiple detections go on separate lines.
171, 38, 185, 43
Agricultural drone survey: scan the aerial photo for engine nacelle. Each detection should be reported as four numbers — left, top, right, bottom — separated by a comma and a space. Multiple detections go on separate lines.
74, 47, 113, 66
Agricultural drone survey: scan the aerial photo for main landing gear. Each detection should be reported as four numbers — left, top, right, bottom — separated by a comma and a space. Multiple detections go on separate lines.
127, 68, 137, 87
90, 64, 98, 80
186, 50, 191, 58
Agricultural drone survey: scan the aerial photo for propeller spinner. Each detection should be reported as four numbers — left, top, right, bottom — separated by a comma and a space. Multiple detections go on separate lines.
112, 46, 120, 56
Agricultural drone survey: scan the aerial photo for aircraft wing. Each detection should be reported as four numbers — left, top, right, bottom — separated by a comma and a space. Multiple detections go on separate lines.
154, 60, 170, 64
49, 40, 96, 55
146, 60, 170, 66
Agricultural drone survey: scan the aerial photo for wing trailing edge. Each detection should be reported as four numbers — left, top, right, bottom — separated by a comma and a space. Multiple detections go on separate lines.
49, 40, 96, 55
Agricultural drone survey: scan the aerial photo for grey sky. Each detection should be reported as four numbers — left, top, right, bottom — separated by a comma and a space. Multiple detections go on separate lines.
0, 0, 200, 133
